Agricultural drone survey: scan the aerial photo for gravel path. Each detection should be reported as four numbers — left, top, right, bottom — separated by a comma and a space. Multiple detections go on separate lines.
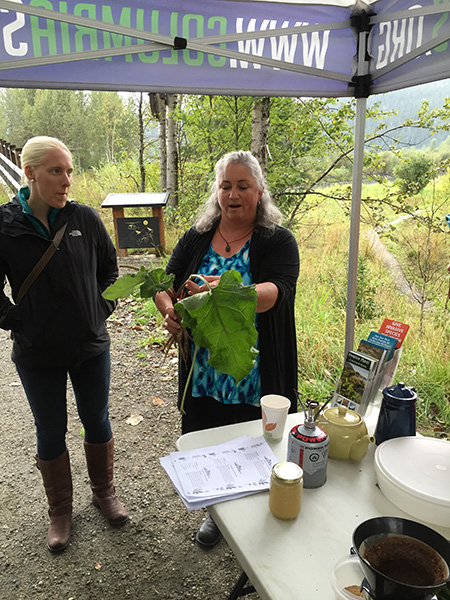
0, 281, 261, 600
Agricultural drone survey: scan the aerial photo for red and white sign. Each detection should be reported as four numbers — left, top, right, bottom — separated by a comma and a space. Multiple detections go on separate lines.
379, 319, 410, 348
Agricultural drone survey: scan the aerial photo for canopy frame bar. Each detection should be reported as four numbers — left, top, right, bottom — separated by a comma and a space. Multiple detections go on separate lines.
0, 0, 348, 46
0, 47, 351, 82
370, 3, 450, 24
190, 21, 350, 44
0, 0, 176, 46
344, 2, 374, 358
372, 30, 450, 81
0, 0, 352, 82
0, 44, 168, 71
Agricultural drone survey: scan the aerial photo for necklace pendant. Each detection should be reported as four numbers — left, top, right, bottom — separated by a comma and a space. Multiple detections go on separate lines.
225, 243, 231, 252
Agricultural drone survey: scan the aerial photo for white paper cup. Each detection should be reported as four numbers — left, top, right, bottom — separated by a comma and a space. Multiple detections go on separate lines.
260, 394, 291, 442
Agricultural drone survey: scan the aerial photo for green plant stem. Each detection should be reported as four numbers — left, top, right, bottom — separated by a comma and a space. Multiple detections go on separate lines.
179, 344, 198, 415
189, 273, 212, 290
178, 275, 209, 414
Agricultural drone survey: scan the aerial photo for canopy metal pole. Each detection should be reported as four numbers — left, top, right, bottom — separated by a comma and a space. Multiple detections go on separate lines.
344, 4, 373, 360
344, 95, 366, 358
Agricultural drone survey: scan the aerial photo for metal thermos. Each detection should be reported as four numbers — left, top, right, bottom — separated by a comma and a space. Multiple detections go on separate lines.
375, 382, 418, 445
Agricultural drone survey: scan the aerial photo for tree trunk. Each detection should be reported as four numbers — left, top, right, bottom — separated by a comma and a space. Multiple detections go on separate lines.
149, 92, 167, 193
251, 97, 271, 177
166, 94, 179, 208
233, 96, 239, 149
138, 92, 146, 192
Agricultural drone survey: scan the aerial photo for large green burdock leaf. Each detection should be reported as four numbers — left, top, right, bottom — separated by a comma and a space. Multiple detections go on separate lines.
103, 267, 258, 386
102, 267, 174, 300
140, 268, 175, 298
175, 270, 258, 383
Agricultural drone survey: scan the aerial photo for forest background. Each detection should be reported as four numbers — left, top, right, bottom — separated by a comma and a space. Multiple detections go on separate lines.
0, 82, 449, 436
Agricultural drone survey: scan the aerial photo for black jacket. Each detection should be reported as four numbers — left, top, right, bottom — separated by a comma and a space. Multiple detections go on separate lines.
167, 225, 300, 411
0, 196, 118, 367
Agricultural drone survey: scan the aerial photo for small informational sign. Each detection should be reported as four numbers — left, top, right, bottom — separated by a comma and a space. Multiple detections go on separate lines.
379, 318, 410, 348
116, 217, 160, 249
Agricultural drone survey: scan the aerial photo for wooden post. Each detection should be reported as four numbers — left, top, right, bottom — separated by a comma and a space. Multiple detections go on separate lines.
152, 206, 165, 254
12, 147, 22, 167
112, 207, 127, 257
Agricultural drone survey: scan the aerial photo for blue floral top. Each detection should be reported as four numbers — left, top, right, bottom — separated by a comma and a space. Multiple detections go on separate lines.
191, 240, 261, 406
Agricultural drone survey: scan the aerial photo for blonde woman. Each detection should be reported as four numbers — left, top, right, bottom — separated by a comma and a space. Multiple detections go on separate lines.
0, 136, 127, 552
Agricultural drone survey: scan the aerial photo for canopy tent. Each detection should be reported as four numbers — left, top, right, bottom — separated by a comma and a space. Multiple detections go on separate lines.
1, 0, 449, 356
1, 0, 449, 95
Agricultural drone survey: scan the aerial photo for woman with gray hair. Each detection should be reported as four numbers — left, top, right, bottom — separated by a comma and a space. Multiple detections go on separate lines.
155, 150, 299, 547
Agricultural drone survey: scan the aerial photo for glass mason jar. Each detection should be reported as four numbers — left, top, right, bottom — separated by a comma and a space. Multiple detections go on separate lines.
269, 461, 303, 520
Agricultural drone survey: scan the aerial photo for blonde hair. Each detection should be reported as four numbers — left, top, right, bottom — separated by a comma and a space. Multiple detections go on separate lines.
20, 136, 72, 185
195, 150, 283, 233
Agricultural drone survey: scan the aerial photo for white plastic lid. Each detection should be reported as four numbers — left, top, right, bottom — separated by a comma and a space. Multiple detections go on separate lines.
375, 436, 450, 507
330, 556, 364, 600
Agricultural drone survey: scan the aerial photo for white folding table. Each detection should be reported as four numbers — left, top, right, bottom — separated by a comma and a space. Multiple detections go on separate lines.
176, 412, 450, 600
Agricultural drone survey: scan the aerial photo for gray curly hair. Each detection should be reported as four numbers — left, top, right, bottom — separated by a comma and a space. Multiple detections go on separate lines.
195, 150, 282, 233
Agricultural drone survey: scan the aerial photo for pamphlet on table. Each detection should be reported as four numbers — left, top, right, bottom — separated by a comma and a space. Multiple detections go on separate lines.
160, 435, 278, 510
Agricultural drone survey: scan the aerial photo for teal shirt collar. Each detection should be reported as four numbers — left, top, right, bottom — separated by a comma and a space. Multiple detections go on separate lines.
18, 186, 60, 238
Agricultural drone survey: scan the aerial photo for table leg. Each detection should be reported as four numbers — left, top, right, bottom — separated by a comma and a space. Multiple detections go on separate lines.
227, 571, 256, 599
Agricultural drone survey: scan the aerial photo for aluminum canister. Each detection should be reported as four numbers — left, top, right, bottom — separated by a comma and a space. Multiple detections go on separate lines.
287, 421, 329, 488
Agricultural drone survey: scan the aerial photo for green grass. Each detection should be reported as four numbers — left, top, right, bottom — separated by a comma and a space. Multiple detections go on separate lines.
2, 172, 448, 433
294, 200, 449, 433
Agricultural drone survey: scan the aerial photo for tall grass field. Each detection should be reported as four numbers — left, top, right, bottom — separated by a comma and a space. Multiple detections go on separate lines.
1, 169, 449, 435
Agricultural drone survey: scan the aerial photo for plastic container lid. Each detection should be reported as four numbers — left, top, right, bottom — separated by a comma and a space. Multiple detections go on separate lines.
383, 382, 417, 401
375, 436, 450, 506
330, 556, 364, 600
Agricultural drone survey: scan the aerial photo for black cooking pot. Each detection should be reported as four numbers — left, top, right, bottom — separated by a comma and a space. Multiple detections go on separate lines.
352, 517, 450, 600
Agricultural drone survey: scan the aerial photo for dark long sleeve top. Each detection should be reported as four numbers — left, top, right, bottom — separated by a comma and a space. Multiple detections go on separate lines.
166, 224, 300, 411
0, 196, 117, 367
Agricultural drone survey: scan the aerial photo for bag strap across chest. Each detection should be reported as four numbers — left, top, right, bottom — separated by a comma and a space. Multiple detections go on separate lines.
16, 223, 68, 303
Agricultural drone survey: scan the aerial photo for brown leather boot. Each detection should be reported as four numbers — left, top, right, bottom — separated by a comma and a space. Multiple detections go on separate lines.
36, 450, 72, 553
84, 437, 128, 526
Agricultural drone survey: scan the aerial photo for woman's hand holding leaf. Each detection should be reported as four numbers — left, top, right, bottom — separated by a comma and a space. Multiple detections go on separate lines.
184, 275, 220, 295
163, 304, 182, 336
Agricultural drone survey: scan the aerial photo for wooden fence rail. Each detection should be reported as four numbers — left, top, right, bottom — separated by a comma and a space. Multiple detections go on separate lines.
0, 140, 22, 192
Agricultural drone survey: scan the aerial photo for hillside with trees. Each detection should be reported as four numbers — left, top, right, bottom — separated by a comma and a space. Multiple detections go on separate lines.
0, 86, 449, 433
367, 79, 450, 148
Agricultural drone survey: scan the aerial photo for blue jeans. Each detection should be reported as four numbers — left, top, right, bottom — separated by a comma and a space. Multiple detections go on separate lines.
16, 349, 112, 460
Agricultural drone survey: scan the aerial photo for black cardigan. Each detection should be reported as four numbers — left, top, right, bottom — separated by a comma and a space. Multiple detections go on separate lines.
166, 224, 300, 412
